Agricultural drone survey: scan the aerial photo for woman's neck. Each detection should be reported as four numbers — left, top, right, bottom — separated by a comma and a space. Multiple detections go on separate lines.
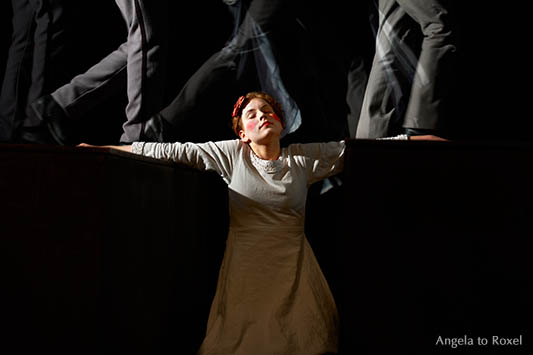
250, 140, 281, 160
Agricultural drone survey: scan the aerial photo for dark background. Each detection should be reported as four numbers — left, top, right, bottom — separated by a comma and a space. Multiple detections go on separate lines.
0, 1, 529, 143
1, 3, 530, 353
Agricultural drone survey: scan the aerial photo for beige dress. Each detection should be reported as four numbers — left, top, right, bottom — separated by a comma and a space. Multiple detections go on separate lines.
132, 139, 345, 355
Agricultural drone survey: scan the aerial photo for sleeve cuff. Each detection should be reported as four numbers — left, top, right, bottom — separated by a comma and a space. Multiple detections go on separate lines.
377, 134, 409, 140
131, 142, 145, 155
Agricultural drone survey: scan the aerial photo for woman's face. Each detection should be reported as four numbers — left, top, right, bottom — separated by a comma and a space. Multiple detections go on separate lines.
238, 98, 283, 145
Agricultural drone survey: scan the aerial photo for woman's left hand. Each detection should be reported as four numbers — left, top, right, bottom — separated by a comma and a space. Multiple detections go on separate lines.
409, 135, 449, 141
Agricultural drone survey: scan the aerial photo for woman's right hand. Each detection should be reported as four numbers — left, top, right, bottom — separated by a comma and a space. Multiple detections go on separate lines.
77, 143, 132, 152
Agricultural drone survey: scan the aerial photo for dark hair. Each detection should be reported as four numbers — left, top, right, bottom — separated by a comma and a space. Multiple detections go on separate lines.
231, 91, 285, 136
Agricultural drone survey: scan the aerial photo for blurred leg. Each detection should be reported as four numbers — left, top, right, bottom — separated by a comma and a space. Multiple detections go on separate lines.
118, 0, 169, 143
397, 0, 456, 132
0, 0, 35, 141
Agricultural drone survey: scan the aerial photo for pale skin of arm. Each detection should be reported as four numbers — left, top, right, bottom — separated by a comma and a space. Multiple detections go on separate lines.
408, 135, 448, 141
77, 143, 132, 152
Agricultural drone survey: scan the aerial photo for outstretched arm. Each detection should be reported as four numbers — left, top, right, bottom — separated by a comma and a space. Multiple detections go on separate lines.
78, 141, 237, 183
377, 134, 448, 141
408, 135, 448, 141
409, 134, 448, 142
78, 143, 132, 152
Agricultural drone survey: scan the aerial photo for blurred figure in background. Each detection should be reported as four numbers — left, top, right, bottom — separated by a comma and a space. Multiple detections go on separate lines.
142, 0, 304, 144
0, 0, 69, 143
23, 1, 171, 145
355, 0, 457, 139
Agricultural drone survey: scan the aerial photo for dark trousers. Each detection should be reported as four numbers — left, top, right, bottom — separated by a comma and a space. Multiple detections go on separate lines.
155, 0, 304, 143
0, 0, 66, 141
49, 0, 169, 143
356, 0, 457, 138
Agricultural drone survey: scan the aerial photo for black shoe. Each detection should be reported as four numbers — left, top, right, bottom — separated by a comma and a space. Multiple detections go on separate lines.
15, 124, 57, 145
142, 113, 174, 142
30, 95, 77, 145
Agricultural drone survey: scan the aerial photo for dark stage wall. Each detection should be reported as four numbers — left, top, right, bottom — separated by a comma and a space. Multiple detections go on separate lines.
1, 144, 229, 354
1, 141, 530, 354
0, 1, 531, 142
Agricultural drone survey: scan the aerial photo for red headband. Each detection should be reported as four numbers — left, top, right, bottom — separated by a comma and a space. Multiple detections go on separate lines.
232, 95, 247, 118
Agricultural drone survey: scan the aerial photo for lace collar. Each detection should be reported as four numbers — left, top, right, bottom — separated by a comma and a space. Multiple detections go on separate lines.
249, 148, 284, 174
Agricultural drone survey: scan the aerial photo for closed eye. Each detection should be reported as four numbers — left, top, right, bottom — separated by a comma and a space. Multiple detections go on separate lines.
261, 105, 273, 113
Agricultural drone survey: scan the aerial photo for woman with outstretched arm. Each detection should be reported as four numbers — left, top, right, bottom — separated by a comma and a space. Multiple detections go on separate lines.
79, 91, 445, 354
